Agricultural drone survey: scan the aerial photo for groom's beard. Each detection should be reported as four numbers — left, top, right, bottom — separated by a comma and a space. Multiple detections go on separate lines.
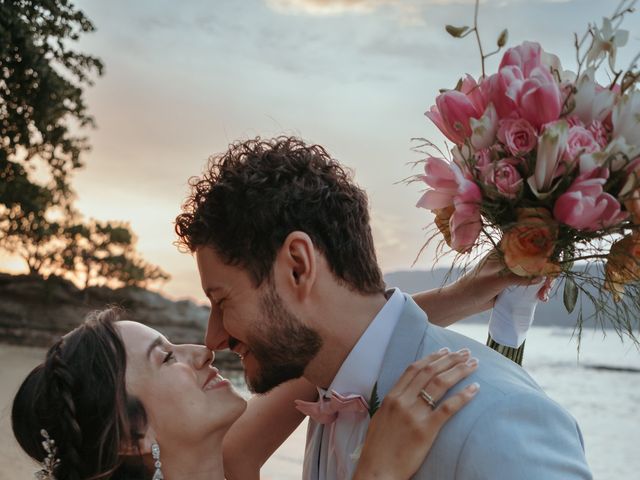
244, 285, 322, 394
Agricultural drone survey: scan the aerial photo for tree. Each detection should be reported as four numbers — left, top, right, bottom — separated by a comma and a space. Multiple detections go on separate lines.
0, 0, 104, 192
1, 1, 170, 290
61, 220, 170, 289
0, 0, 103, 265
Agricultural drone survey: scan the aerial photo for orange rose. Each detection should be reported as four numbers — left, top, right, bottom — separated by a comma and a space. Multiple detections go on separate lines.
605, 233, 640, 301
501, 208, 560, 277
433, 206, 455, 247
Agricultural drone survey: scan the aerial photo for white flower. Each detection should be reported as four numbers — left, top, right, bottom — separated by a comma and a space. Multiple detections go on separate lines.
586, 17, 629, 71
528, 120, 568, 199
612, 90, 640, 149
572, 68, 616, 124
470, 104, 498, 150
542, 51, 575, 83
580, 136, 638, 173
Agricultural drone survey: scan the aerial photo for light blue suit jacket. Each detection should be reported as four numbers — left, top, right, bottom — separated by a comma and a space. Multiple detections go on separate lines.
304, 295, 592, 479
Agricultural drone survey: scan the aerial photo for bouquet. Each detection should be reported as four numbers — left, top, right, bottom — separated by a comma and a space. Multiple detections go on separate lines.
415, 0, 640, 359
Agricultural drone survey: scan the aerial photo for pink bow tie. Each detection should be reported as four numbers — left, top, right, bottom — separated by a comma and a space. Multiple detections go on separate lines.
295, 390, 370, 424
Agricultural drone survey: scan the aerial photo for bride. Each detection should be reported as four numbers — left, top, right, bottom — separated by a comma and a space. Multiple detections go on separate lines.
12, 307, 478, 480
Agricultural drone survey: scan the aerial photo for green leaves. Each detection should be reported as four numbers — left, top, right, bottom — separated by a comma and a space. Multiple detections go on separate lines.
497, 29, 509, 48
563, 276, 578, 313
445, 25, 471, 38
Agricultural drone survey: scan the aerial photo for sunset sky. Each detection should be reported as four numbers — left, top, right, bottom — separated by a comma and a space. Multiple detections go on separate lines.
2, 0, 639, 301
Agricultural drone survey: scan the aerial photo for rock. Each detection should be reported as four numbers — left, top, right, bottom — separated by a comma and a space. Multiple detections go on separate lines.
0, 273, 241, 369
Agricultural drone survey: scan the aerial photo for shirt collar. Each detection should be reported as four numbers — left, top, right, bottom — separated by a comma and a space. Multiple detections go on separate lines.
319, 288, 406, 400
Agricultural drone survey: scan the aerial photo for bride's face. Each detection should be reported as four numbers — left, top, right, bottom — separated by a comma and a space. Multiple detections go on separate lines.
115, 321, 246, 448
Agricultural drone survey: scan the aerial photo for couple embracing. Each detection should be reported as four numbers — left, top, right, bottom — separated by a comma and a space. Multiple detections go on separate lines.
13, 137, 592, 479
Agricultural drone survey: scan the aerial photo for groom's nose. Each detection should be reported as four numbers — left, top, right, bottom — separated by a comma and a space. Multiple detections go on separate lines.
205, 309, 229, 350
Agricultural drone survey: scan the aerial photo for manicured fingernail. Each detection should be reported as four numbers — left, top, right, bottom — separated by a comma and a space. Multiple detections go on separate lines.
457, 348, 470, 357
438, 347, 450, 354
466, 358, 479, 367
467, 382, 480, 393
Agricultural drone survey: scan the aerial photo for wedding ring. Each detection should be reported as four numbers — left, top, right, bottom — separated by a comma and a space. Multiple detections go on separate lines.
419, 389, 437, 409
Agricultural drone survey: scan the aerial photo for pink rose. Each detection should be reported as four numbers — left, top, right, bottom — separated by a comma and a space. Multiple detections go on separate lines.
474, 147, 493, 173
588, 120, 609, 149
553, 167, 628, 231
425, 75, 487, 145
565, 125, 602, 164
483, 158, 524, 199
498, 118, 538, 156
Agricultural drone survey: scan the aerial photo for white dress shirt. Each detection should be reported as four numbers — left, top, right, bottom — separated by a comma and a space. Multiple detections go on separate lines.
310, 288, 406, 480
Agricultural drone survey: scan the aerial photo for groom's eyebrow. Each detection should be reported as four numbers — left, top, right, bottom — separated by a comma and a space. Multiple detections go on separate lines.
146, 336, 164, 360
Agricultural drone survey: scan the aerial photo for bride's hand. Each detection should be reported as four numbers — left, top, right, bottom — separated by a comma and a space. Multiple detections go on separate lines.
353, 349, 479, 480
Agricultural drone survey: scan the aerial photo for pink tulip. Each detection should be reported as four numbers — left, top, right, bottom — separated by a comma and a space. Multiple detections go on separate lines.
508, 67, 563, 130
416, 157, 482, 252
451, 179, 482, 252
425, 75, 487, 145
499, 41, 543, 78
484, 66, 523, 119
416, 157, 460, 209
553, 168, 628, 231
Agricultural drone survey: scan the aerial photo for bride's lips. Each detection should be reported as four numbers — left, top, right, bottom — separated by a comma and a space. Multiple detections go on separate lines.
202, 369, 230, 391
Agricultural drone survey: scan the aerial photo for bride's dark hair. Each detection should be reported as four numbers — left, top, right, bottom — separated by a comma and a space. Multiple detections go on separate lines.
12, 308, 150, 480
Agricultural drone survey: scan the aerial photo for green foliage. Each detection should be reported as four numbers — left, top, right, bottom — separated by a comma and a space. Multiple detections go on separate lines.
0, 0, 104, 189
0, 1, 170, 290
61, 219, 170, 289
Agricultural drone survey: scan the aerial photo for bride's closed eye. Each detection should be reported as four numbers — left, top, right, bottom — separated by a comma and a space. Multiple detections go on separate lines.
162, 351, 175, 364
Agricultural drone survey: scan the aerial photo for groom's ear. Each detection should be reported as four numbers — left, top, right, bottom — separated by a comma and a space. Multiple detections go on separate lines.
275, 231, 316, 301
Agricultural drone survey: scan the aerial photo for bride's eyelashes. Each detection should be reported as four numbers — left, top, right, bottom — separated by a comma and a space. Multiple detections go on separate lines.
162, 351, 175, 364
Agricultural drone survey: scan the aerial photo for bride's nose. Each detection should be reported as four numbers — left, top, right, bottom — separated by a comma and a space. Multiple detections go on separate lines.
193, 345, 214, 369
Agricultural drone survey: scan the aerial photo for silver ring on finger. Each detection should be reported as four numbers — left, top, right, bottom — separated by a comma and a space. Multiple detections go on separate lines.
419, 389, 437, 409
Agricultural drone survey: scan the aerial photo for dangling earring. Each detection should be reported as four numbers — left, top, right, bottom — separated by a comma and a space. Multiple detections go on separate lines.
151, 442, 164, 480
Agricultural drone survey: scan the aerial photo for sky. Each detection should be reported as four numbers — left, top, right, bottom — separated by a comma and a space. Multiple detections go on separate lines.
2, 0, 639, 301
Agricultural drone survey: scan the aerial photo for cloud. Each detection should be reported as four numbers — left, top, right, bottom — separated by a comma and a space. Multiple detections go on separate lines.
265, 0, 576, 17
265, 0, 397, 15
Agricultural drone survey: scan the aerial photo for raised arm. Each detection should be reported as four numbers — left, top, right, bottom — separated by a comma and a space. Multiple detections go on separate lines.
412, 251, 538, 327
222, 377, 317, 480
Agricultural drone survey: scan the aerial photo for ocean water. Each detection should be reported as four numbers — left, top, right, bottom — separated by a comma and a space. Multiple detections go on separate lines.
255, 325, 640, 480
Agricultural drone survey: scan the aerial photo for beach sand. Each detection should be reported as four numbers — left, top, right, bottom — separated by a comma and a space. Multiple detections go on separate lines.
0, 344, 46, 479
0, 343, 306, 479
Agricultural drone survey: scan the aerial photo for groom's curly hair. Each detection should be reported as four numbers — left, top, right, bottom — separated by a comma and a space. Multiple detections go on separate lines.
175, 136, 385, 294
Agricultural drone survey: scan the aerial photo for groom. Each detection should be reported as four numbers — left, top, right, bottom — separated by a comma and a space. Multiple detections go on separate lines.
175, 137, 592, 479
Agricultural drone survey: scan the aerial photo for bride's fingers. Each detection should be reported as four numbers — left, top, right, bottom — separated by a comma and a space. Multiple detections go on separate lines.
429, 383, 480, 428
386, 348, 451, 394
416, 357, 479, 404
396, 350, 473, 398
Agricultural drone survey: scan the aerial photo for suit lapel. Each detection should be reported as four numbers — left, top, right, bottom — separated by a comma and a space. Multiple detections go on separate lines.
376, 294, 430, 399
